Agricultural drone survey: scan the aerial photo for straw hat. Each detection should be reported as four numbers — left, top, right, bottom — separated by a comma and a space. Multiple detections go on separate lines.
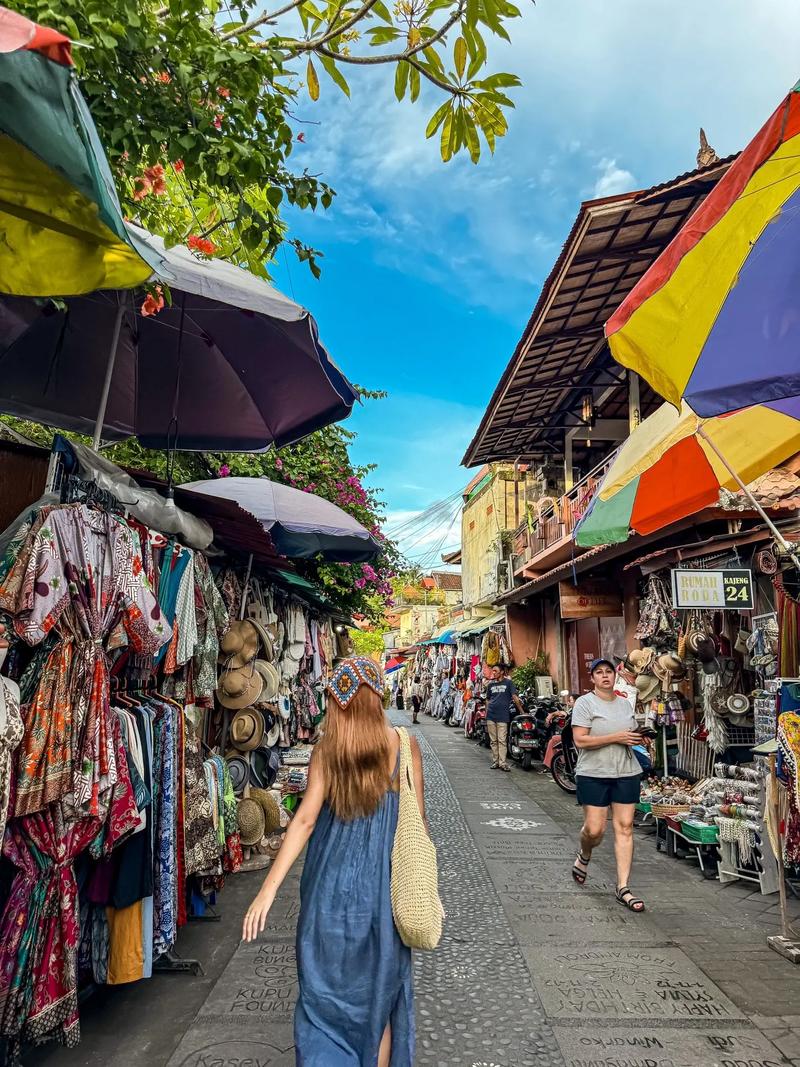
250, 787, 282, 834
635, 673, 661, 703
255, 659, 280, 702
652, 653, 687, 685
237, 797, 266, 847
249, 618, 275, 663
229, 707, 266, 751
219, 620, 260, 669
217, 665, 264, 710
627, 648, 655, 675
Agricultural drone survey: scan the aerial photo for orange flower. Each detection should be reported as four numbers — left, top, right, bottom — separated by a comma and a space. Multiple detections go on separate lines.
133, 175, 151, 201
156, 71, 171, 84
141, 287, 165, 317
187, 235, 217, 256
213, 114, 223, 130
173, 158, 185, 173
218, 86, 230, 98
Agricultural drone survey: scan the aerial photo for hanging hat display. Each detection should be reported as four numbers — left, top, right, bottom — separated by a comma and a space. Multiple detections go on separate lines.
249, 618, 275, 663
264, 715, 282, 749
217, 664, 264, 710
237, 797, 266, 847
219, 620, 260, 669
250, 787, 282, 834
249, 745, 282, 789
652, 653, 687, 685
225, 753, 250, 794
229, 707, 266, 750
686, 631, 720, 675
635, 673, 661, 703
627, 648, 655, 675
255, 659, 280, 702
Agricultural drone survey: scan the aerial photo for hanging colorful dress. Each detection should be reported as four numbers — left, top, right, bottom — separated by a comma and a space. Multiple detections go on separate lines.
0, 504, 171, 816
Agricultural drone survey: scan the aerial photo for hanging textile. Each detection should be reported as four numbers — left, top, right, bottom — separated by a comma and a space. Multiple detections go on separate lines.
776, 580, 800, 678
0, 505, 171, 818
192, 555, 230, 702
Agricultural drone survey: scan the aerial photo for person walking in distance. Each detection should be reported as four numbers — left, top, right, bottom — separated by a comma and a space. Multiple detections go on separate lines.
570, 658, 646, 913
485, 663, 524, 771
410, 675, 422, 724
243, 657, 423, 1065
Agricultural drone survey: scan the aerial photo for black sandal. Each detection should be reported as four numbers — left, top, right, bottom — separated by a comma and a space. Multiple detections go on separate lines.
571, 853, 590, 885
615, 886, 646, 912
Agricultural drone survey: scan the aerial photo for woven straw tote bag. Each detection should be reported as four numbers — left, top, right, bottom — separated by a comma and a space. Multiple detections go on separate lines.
390, 727, 443, 950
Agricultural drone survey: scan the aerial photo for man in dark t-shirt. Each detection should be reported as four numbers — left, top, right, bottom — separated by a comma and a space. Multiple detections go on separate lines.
485, 663, 524, 771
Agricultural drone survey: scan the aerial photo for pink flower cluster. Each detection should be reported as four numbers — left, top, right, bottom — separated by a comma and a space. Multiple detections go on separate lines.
335, 476, 368, 509
354, 561, 393, 597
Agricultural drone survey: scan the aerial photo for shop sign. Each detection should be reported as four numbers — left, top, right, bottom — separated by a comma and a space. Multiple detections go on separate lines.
559, 580, 623, 620
671, 568, 754, 610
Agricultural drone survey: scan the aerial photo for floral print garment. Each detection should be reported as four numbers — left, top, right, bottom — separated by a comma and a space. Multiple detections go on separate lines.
0, 678, 24, 841
152, 701, 179, 957
0, 505, 171, 817
193, 555, 229, 702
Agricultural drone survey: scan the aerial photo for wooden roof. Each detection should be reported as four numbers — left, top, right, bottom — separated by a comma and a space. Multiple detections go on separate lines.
463, 156, 736, 467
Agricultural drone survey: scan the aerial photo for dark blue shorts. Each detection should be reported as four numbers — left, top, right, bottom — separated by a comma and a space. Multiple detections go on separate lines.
576, 774, 642, 808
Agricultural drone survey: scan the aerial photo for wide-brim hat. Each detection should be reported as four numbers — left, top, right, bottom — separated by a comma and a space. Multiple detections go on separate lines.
635, 673, 661, 702
628, 648, 655, 675
219, 620, 260, 669
255, 659, 280, 702
249, 745, 281, 789
225, 753, 250, 794
265, 718, 282, 748
218, 665, 264, 710
250, 787, 282, 834
237, 797, 266, 847
686, 630, 719, 674
230, 707, 266, 750
249, 618, 275, 663
653, 653, 687, 684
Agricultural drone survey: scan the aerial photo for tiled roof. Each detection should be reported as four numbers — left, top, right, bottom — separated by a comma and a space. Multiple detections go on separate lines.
431, 570, 462, 591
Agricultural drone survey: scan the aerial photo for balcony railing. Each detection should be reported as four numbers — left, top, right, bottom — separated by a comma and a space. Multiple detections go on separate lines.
511, 455, 615, 573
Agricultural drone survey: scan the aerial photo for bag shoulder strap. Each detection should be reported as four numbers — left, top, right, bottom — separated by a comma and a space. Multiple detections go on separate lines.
394, 726, 415, 792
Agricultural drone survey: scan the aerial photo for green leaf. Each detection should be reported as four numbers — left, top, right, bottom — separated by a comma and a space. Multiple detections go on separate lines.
422, 46, 446, 76
307, 57, 320, 101
372, 0, 393, 20
454, 36, 467, 79
425, 99, 450, 139
319, 53, 351, 96
477, 72, 522, 89
463, 109, 480, 163
366, 25, 402, 43
464, 24, 487, 78
394, 60, 409, 101
409, 65, 420, 102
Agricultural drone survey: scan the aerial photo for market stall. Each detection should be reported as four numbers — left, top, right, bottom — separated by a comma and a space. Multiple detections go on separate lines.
0, 440, 352, 1055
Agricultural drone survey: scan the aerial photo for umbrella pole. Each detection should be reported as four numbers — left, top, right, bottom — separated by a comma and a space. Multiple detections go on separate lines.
92, 301, 125, 452
697, 425, 800, 572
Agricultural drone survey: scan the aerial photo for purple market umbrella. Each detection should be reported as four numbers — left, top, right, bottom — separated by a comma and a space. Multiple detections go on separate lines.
0, 226, 357, 451
181, 476, 381, 562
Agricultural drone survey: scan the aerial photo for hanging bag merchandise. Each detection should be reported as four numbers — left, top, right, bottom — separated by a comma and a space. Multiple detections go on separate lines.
390, 727, 443, 951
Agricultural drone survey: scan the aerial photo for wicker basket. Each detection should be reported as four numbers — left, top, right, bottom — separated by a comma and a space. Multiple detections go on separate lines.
652, 802, 695, 815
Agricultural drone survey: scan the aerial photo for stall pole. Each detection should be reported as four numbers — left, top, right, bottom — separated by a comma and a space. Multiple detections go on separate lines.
239, 552, 254, 621
766, 753, 800, 963
697, 425, 800, 572
92, 301, 126, 451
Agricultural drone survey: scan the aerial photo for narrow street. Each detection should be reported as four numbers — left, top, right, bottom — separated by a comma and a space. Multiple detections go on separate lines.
34, 714, 800, 1067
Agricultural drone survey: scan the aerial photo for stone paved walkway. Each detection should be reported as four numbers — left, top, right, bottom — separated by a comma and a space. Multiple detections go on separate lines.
31, 713, 800, 1066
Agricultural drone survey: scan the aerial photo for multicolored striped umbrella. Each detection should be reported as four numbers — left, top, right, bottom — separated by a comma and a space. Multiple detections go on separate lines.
607, 80, 800, 417
0, 7, 159, 296
575, 400, 800, 547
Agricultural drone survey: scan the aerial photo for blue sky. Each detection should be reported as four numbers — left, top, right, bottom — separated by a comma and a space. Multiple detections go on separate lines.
272, 1, 800, 563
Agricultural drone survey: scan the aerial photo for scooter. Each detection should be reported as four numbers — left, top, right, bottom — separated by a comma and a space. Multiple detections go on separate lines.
468, 698, 490, 748
507, 706, 545, 770
546, 711, 578, 794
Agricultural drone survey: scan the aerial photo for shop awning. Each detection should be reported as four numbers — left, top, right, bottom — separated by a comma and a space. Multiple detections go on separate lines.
460, 610, 506, 637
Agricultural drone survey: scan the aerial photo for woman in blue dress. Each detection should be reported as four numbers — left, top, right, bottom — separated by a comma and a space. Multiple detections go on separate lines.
243, 656, 425, 1067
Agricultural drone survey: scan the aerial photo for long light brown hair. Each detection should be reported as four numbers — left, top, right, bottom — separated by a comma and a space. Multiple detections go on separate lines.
315, 687, 393, 820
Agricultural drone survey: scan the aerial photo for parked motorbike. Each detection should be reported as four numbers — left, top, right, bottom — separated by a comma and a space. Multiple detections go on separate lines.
467, 698, 490, 748
547, 711, 578, 794
506, 690, 560, 770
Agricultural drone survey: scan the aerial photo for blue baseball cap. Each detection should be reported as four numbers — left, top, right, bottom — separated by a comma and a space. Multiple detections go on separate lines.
589, 657, 616, 674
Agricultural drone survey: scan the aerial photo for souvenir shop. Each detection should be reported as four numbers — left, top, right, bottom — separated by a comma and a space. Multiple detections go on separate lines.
622, 535, 800, 898
0, 438, 347, 1058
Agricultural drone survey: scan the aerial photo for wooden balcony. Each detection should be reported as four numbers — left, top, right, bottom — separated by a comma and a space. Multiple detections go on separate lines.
511, 455, 615, 578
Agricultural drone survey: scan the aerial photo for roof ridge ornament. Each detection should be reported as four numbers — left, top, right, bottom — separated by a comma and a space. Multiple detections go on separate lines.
697, 128, 720, 169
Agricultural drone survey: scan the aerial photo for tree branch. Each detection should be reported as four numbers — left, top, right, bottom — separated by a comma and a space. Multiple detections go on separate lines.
220, 0, 305, 40
287, 0, 381, 52
407, 55, 459, 94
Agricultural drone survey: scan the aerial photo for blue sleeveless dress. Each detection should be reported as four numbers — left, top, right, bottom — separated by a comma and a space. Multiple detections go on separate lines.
295, 753, 414, 1066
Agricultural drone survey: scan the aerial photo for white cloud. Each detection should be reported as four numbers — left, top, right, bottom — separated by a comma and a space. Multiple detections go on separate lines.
593, 158, 636, 199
